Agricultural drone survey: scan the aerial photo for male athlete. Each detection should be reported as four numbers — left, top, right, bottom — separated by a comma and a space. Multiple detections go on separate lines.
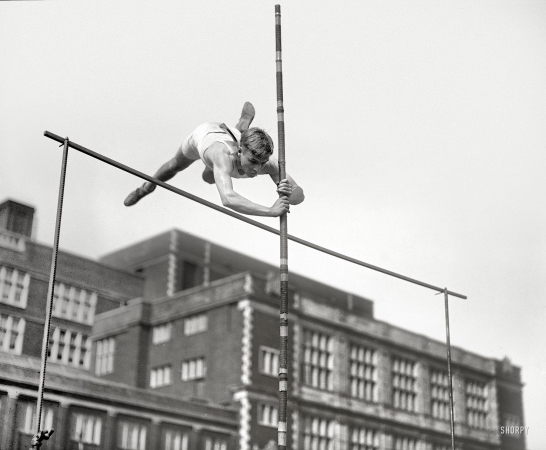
124, 102, 304, 216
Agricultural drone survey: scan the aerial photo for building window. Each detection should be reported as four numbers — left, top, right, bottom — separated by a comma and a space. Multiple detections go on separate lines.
259, 346, 279, 377
466, 380, 488, 429
152, 323, 172, 344
52, 282, 97, 325
392, 357, 417, 412
73, 412, 102, 445
349, 344, 377, 402
21, 402, 54, 434
203, 436, 228, 450
303, 329, 334, 391
350, 427, 379, 450
258, 403, 278, 428
302, 416, 335, 450
119, 421, 147, 450
164, 430, 189, 450
184, 313, 208, 336
393, 436, 418, 450
431, 369, 451, 420
0, 314, 25, 354
0, 266, 30, 309
150, 365, 172, 388
181, 357, 206, 381
48, 327, 91, 369
95, 337, 115, 376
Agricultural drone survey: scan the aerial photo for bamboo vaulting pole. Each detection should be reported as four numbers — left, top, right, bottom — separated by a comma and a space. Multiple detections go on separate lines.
274, 5, 289, 450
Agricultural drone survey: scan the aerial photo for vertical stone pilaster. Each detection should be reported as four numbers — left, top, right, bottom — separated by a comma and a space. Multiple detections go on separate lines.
416, 437, 428, 450
336, 335, 349, 396
149, 418, 161, 449
418, 360, 431, 416
54, 401, 71, 450
190, 425, 203, 450
292, 321, 300, 396
103, 410, 117, 450
452, 372, 466, 424
336, 422, 349, 450
380, 429, 392, 450
377, 349, 391, 406
487, 379, 499, 431
2, 391, 18, 450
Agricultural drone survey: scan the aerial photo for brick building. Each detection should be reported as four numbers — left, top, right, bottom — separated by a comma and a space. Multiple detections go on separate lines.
0, 199, 526, 450
96, 228, 526, 450
0, 200, 238, 449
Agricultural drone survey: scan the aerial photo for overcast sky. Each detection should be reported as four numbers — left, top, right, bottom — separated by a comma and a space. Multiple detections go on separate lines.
1, 0, 545, 447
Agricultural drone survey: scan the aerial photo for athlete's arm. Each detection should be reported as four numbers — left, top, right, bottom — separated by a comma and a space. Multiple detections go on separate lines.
208, 144, 290, 217
265, 156, 305, 205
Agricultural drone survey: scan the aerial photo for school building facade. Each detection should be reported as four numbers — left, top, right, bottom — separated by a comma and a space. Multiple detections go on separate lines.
0, 199, 526, 450
0, 200, 238, 449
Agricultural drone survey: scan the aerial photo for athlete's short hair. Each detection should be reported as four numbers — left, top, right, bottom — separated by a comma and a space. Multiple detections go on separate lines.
240, 128, 274, 156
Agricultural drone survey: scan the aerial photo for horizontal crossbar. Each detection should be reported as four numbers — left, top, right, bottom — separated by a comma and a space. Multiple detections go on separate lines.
44, 130, 467, 300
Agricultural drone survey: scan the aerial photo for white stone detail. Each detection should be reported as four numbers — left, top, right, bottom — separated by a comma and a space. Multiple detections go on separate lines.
243, 273, 254, 294
167, 230, 178, 296
236, 391, 251, 450
292, 323, 300, 395
291, 409, 299, 450
239, 301, 253, 385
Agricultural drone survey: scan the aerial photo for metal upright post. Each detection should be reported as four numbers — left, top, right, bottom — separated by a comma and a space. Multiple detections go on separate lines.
444, 288, 457, 450
275, 5, 289, 450
32, 138, 69, 449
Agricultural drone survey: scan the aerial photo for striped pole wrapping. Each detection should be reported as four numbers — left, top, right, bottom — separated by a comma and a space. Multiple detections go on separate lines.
275, 5, 289, 450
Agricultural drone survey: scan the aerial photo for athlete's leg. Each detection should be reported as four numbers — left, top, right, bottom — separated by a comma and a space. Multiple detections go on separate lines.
234, 102, 255, 132
124, 146, 197, 206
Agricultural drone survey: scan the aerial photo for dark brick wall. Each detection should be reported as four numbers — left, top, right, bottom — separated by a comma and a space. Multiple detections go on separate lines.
22, 319, 44, 358
498, 385, 526, 450
146, 303, 242, 404
23, 242, 143, 300
101, 326, 143, 387
249, 397, 278, 450
142, 260, 169, 300
0, 240, 141, 303
205, 304, 243, 403
251, 309, 294, 396
99, 231, 171, 270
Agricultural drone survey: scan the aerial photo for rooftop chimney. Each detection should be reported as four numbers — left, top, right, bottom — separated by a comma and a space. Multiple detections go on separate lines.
0, 199, 35, 238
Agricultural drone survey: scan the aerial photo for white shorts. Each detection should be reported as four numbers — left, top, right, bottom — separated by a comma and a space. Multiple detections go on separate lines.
180, 122, 239, 169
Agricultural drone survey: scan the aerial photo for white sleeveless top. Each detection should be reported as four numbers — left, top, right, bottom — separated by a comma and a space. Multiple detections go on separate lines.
190, 122, 271, 179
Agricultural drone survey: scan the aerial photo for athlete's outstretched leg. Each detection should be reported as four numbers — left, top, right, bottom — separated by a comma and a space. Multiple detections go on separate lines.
235, 102, 255, 132
124, 149, 196, 206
